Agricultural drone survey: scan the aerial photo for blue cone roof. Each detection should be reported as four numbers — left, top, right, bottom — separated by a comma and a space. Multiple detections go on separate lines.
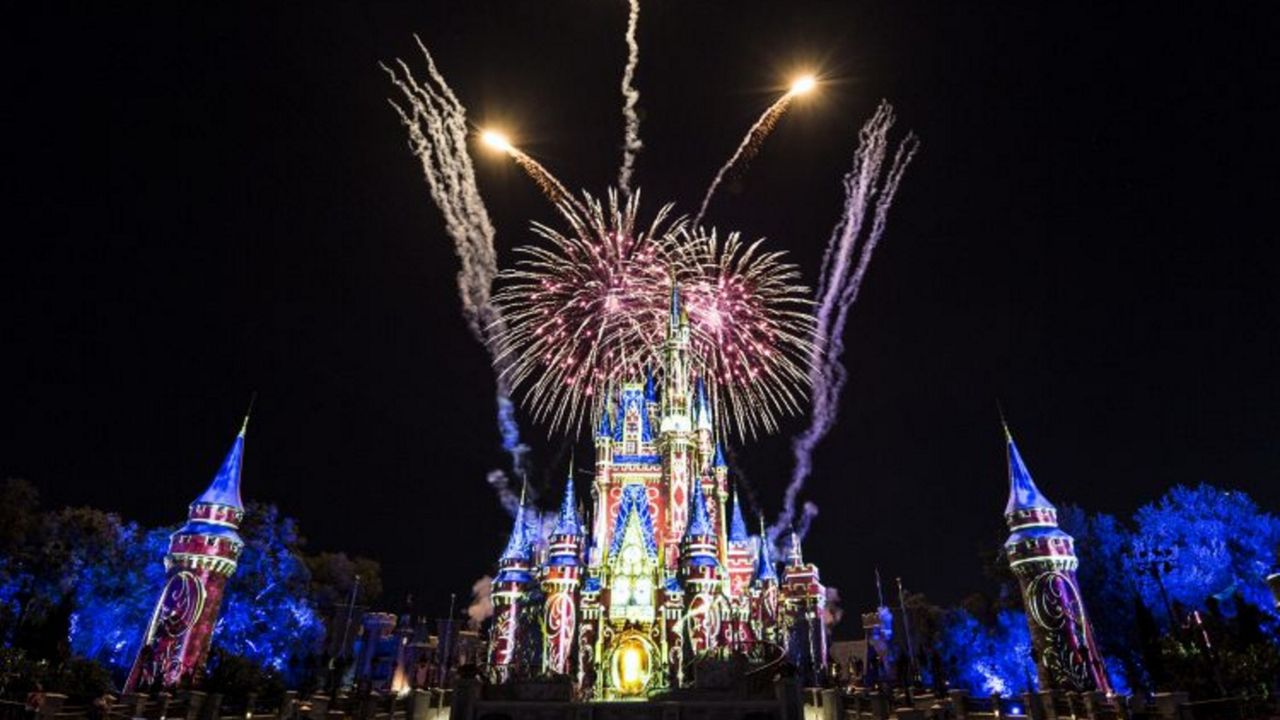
500, 499, 530, 562
713, 443, 728, 469
193, 428, 246, 510
553, 471, 582, 537
755, 526, 778, 583
728, 492, 749, 543
684, 478, 713, 540
1004, 427, 1056, 515
608, 484, 659, 559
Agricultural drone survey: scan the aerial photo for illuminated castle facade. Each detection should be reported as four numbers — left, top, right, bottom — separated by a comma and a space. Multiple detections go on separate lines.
126, 418, 248, 691
1002, 427, 1111, 694
488, 292, 828, 698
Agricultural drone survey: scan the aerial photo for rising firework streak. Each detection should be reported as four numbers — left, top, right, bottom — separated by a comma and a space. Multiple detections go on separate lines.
694, 75, 817, 227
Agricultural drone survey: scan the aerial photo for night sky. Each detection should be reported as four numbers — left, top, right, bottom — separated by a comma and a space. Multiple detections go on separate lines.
5, 3, 1278, 635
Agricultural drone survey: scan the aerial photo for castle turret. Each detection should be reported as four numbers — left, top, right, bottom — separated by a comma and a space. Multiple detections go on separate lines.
660, 287, 693, 571
542, 467, 583, 675
1002, 425, 1110, 694
781, 532, 828, 685
725, 491, 754, 599
681, 477, 722, 655
489, 490, 533, 680
126, 414, 249, 691
722, 491, 755, 650
752, 517, 780, 647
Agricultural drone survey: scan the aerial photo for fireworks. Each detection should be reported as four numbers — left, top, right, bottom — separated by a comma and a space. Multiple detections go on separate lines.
492, 190, 678, 433
481, 129, 580, 209
387, 5, 915, 534
674, 228, 814, 437
491, 189, 813, 439
693, 74, 819, 227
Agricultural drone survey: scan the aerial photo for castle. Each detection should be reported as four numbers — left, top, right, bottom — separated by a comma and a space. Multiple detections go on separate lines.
486, 290, 829, 699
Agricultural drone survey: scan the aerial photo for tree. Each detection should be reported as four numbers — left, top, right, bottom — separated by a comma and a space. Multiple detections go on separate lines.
213, 502, 326, 686
305, 552, 383, 611
939, 607, 1037, 696
1127, 485, 1280, 628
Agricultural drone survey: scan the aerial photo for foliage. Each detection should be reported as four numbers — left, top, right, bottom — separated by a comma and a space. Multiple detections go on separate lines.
1127, 484, 1280, 629
0, 495, 332, 690
1057, 505, 1142, 692
939, 608, 1037, 697
67, 523, 171, 674
213, 503, 326, 685
304, 552, 383, 610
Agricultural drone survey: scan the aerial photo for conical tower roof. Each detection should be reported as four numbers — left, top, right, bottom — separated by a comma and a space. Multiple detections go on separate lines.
728, 490, 749, 543
1004, 424, 1056, 516
193, 414, 249, 510
552, 466, 582, 537
755, 517, 777, 583
684, 477, 713, 540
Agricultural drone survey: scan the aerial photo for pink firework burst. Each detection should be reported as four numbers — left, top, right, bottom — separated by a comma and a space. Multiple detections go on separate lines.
495, 191, 812, 439
676, 228, 813, 438
493, 190, 680, 432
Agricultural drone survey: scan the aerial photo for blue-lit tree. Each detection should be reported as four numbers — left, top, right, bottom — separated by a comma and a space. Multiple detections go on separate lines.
212, 502, 325, 685
1127, 485, 1280, 629
940, 608, 1037, 697
67, 522, 171, 672
1057, 506, 1139, 693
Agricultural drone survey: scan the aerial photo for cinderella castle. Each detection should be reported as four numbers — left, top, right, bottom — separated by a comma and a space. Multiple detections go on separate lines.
485, 290, 829, 699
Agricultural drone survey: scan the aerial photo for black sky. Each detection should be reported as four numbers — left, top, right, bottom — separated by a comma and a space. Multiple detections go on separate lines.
4, 2, 1278, 634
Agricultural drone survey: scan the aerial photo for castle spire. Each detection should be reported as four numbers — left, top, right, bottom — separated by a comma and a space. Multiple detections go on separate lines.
755, 515, 777, 582
695, 378, 713, 431
501, 481, 530, 561
193, 415, 249, 511
684, 473, 713, 540
553, 462, 582, 537
1004, 423, 1056, 515
728, 489, 749, 543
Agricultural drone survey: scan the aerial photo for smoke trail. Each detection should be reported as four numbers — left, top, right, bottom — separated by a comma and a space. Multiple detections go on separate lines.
617, 0, 643, 196
465, 575, 494, 630
769, 101, 918, 546
694, 93, 795, 227
383, 37, 530, 480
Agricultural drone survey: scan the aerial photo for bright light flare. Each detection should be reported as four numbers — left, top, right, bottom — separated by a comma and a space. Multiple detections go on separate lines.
481, 130, 513, 153
789, 75, 817, 96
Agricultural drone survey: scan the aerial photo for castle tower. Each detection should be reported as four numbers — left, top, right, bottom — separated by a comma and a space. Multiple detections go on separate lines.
126, 415, 249, 691
680, 477, 722, 655
489, 491, 533, 680
590, 401, 614, 567
1002, 425, 1110, 693
542, 467, 584, 676
753, 517, 780, 647
781, 532, 828, 685
725, 491, 754, 599
723, 491, 755, 651
660, 287, 693, 571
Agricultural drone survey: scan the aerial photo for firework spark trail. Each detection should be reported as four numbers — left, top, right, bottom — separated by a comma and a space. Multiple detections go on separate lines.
617, 0, 643, 196
383, 37, 530, 484
510, 149, 580, 209
693, 93, 794, 227
769, 101, 918, 547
